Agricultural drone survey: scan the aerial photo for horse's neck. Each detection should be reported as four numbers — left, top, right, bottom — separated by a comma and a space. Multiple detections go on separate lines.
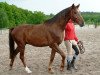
60, 18, 69, 30
54, 16, 70, 31
44, 9, 70, 31
45, 17, 70, 32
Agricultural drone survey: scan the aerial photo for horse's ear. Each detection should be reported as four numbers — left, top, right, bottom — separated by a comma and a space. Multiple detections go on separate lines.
72, 3, 75, 9
76, 4, 80, 8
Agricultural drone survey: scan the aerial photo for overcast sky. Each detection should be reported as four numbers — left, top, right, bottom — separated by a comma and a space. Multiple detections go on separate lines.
0, 0, 100, 14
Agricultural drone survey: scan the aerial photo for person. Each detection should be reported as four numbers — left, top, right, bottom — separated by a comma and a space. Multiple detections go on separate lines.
64, 19, 79, 70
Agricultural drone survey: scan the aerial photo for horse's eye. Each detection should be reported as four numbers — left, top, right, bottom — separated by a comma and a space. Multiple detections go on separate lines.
74, 12, 77, 14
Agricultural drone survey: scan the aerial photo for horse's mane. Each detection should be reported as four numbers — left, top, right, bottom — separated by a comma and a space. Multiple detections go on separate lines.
44, 7, 71, 25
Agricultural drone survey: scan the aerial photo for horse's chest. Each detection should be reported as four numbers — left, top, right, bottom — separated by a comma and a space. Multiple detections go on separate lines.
55, 34, 63, 43
51, 32, 64, 44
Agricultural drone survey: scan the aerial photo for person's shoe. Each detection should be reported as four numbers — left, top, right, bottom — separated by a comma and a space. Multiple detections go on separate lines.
72, 63, 78, 70
71, 57, 78, 70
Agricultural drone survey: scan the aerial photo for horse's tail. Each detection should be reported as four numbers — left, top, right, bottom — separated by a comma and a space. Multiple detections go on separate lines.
9, 28, 15, 59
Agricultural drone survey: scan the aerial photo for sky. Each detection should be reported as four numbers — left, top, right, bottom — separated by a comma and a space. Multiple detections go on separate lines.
0, 0, 100, 14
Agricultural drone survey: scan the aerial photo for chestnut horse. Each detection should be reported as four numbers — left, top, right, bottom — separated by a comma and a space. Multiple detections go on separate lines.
9, 4, 84, 73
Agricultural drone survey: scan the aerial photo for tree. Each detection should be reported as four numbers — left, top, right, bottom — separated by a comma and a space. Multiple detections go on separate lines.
31, 11, 46, 24
0, 8, 9, 28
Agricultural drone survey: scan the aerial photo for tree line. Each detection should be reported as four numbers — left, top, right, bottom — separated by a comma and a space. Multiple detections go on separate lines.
82, 12, 100, 26
0, 2, 100, 29
0, 2, 54, 29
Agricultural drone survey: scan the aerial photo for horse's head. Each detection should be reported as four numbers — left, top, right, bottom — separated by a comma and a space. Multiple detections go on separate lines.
69, 4, 84, 27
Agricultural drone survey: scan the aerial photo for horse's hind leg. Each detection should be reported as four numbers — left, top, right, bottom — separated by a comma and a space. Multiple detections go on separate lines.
10, 47, 19, 70
19, 46, 32, 73
48, 49, 56, 74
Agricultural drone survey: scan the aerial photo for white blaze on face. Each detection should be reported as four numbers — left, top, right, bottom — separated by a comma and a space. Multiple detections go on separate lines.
25, 66, 32, 73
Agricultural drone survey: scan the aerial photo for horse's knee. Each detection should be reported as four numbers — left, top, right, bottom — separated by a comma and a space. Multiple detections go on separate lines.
62, 51, 66, 57
20, 55, 24, 60
20, 52, 24, 60
62, 53, 66, 59
49, 58, 53, 62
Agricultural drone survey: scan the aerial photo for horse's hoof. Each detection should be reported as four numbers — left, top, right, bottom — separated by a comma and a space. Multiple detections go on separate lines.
9, 65, 13, 70
27, 71, 32, 73
25, 66, 32, 73
48, 68, 54, 74
48, 70, 54, 74
9, 68, 12, 70
60, 66, 64, 72
60, 68, 64, 72
9, 66, 12, 70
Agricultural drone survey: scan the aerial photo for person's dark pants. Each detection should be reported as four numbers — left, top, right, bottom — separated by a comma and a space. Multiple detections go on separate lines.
72, 45, 79, 56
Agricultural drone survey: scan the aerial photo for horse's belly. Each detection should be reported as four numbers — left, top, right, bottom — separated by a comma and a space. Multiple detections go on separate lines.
27, 37, 49, 47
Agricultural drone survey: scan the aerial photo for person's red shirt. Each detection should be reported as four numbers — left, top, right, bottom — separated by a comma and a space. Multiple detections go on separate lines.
64, 20, 78, 42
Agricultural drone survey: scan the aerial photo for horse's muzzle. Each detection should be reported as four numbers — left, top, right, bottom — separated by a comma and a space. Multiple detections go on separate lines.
80, 22, 84, 27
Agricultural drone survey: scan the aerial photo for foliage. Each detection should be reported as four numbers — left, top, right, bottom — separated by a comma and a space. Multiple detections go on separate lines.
0, 2, 53, 28
0, 2, 100, 29
27, 11, 46, 24
0, 8, 9, 28
82, 12, 100, 25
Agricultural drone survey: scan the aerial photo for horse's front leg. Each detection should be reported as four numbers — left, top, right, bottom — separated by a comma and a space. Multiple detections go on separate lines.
54, 44, 66, 71
59, 50, 66, 71
49, 43, 66, 72
48, 49, 56, 74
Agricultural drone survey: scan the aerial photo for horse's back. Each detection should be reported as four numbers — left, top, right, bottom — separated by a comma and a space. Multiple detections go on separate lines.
11, 24, 43, 35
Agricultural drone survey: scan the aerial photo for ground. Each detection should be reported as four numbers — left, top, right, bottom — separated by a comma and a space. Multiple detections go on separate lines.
0, 25, 100, 75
